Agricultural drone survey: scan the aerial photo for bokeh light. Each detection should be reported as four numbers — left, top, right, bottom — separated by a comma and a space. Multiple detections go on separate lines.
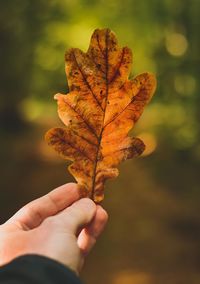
165, 32, 188, 56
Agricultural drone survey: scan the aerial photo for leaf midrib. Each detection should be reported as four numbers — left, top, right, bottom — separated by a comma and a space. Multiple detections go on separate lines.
90, 29, 110, 200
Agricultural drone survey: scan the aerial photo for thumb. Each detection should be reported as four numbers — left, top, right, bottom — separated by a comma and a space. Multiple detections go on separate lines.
52, 198, 97, 235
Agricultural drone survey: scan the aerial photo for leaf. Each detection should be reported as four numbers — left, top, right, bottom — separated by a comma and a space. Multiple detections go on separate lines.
45, 28, 156, 203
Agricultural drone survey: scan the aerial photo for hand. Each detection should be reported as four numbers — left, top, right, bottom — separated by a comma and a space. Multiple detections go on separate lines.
0, 183, 108, 275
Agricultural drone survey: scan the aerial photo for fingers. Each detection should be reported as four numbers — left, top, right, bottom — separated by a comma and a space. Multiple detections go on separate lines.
77, 205, 108, 255
56, 198, 97, 234
7, 183, 80, 230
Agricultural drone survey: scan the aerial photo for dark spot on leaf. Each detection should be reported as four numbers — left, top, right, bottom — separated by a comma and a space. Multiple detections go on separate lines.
71, 84, 81, 91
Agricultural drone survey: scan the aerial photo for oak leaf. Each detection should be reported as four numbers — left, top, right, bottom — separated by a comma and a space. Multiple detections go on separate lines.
45, 28, 156, 203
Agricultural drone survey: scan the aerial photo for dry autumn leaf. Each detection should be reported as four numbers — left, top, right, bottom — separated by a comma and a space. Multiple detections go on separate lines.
45, 28, 156, 203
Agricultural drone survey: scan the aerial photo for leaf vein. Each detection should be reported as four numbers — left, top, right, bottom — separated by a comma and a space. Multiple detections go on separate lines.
103, 95, 138, 128
63, 98, 99, 140
109, 48, 125, 84
65, 139, 93, 162
72, 51, 103, 111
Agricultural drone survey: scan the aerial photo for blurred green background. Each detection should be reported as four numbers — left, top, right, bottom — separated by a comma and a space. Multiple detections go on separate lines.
0, 0, 200, 283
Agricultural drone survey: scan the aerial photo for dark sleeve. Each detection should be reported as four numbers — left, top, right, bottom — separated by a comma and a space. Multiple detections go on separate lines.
0, 254, 83, 284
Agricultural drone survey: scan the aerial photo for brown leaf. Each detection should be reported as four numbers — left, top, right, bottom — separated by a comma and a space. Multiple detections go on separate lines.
45, 28, 156, 203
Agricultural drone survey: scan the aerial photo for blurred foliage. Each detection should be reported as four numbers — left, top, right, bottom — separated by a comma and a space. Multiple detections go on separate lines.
0, 0, 200, 283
